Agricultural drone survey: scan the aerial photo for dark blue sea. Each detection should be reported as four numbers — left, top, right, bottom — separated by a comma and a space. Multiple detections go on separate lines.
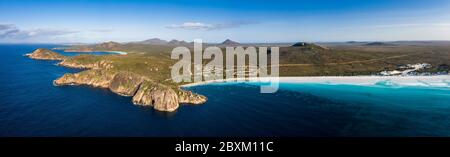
1, 44, 449, 137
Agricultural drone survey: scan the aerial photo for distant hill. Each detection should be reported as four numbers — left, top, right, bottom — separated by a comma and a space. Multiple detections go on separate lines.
291, 42, 328, 50
168, 39, 189, 45
365, 42, 395, 46
26, 48, 67, 60
64, 41, 122, 52
97, 41, 122, 49
221, 39, 240, 45
132, 38, 195, 46
346, 41, 368, 44
136, 38, 168, 45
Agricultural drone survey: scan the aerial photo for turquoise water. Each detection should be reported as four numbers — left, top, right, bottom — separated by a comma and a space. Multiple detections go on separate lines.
0, 44, 449, 137
186, 82, 450, 136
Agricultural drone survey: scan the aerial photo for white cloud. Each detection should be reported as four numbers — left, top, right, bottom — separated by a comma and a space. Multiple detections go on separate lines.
372, 23, 450, 28
166, 21, 258, 30
0, 24, 79, 39
0, 24, 15, 31
166, 22, 214, 30
89, 29, 114, 33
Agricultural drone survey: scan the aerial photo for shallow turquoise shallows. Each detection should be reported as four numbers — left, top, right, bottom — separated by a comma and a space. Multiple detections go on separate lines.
1, 44, 449, 137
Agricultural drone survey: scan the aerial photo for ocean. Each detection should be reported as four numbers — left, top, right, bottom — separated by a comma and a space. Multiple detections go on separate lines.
0, 44, 449, 137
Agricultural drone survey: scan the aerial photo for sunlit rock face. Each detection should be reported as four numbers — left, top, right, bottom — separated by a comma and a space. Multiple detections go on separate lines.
108, 72, 145, 96
26, 48, 67, 60
178, 90, 207, 104
53, 70, 116, 88
132, 81, 179, 112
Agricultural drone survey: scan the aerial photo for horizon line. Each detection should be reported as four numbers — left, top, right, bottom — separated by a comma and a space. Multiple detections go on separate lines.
2, 39, 450, 45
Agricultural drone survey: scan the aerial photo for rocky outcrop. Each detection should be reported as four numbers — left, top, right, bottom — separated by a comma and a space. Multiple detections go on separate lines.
53, 70, 116, 88
53, 70, 206, 112
26, 48, 66, 60
178, 90, 207, 104
132, 81, 179, 112
221, 39, 240, 45
108, 72, 144, 96
58, 59, 113, 69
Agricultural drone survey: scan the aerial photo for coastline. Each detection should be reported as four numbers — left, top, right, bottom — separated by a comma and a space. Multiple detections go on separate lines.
104, 51, 128, 55
26, 48, 205, 112
180, 75, 450, 88
62, 49, 128, 55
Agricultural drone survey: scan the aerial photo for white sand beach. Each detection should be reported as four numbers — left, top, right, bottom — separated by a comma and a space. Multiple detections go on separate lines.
105, 51, 128, 55
181, 75, 450, 88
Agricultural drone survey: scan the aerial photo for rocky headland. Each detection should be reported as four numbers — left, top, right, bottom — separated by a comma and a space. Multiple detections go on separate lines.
27, 48, 207, 112
26, 48, 67, 60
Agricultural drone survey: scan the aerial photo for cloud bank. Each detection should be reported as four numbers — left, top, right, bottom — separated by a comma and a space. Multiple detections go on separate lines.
0, 24, 79, 39
166, 21, 258, 30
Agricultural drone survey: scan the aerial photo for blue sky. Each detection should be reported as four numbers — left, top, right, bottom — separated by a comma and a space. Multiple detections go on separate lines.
1, 0, 450, 43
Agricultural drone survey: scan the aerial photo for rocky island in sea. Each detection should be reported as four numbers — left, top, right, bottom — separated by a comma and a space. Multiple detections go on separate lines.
26, 48, 207, 112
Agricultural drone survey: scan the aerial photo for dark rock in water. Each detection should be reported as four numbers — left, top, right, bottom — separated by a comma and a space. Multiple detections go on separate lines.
222, 39, 240, 45
26, 48, 66, 60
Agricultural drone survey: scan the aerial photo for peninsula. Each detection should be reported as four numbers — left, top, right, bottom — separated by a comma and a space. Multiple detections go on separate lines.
27, 48, 207, 112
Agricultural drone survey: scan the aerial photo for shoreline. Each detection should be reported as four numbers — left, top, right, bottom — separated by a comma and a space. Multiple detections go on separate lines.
61, 49, 128, 55
104, 51, 128, 55
180, 75, 450, 88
